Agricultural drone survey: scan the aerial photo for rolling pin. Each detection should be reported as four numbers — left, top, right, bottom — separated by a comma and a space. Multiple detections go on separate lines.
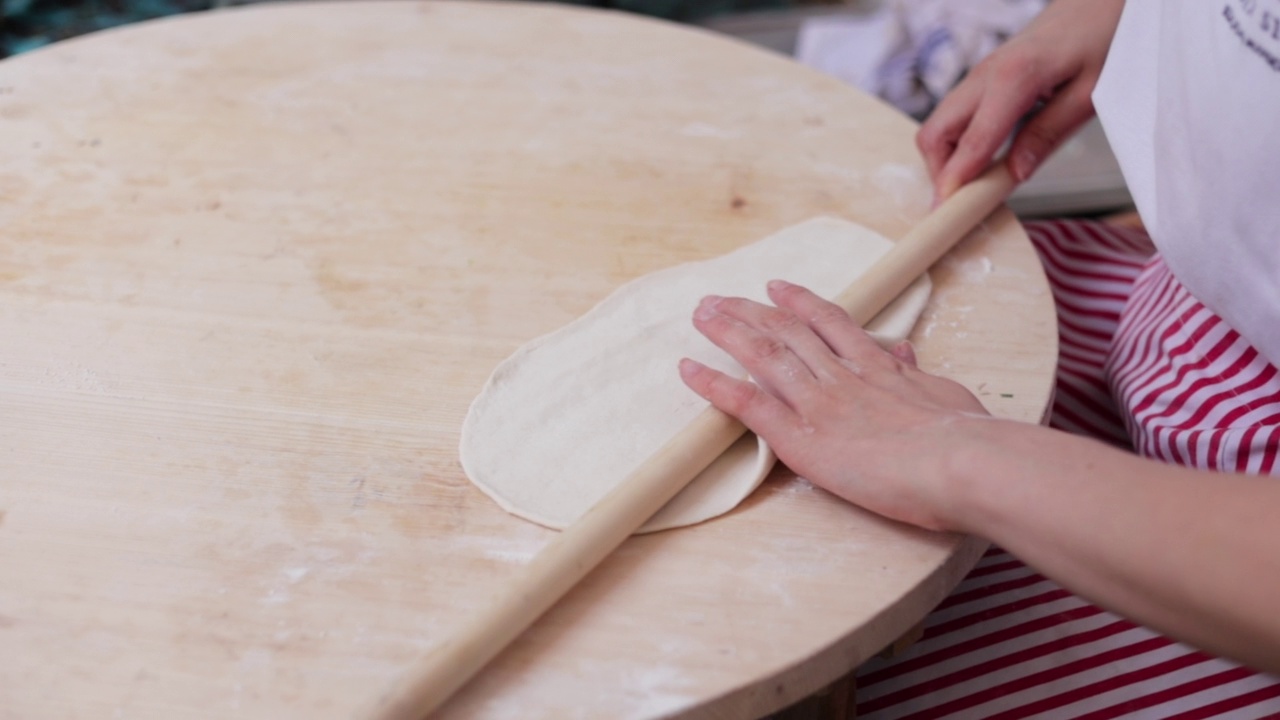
367, 163, 1016, 719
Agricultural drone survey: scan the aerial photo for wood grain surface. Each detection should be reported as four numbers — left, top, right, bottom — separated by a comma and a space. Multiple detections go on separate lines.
0, 2, 1057, 718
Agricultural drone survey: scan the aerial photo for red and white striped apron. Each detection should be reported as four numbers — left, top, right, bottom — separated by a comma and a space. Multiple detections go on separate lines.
855, 219, 1280, 718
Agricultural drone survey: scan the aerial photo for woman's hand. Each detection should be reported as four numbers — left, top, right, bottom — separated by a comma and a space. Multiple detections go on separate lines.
678, 279, 992, 531
918, 0, 1125, 199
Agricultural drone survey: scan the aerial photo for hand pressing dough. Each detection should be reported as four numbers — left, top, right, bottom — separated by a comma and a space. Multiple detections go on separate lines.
460, 217, 931, 533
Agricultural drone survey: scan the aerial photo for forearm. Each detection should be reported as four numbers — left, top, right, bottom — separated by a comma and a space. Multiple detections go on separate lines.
677, 281, 1280, 670
948, 419, 1280, 673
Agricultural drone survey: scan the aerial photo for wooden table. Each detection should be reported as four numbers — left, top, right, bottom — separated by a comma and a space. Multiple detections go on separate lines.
0, 2, 1057, 718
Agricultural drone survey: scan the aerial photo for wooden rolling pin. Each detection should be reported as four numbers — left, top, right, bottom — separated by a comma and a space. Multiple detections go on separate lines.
366, 163, 1017, 719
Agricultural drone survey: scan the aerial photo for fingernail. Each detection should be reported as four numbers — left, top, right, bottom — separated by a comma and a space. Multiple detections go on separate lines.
893, 340, 918, 367
694, 299, 719, 321
678, 358, 702, 375
767, 279, 790, 292
1012, 149, 1037, 182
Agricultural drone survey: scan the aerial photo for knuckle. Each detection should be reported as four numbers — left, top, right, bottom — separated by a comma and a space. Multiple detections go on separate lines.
746, 336, 789, 362
712, 375, 758, 413
991, 51, 1036, 85
759, 310, 801, 333
1017, 126, 1057, 156
916, 126, 940, 153
810, 303, 850, 326
917, 120, 958, 156
961, 121, 1004, 154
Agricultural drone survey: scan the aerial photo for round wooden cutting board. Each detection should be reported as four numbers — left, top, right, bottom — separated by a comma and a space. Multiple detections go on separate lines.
0, 2, 1057, 717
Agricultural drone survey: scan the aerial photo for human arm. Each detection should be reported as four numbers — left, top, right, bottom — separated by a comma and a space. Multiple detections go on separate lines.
679, 280, 1280, 673
918, 0, 1125, 199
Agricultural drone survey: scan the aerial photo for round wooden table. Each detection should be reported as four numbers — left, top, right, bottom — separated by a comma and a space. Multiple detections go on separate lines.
0, 3, 1057, 718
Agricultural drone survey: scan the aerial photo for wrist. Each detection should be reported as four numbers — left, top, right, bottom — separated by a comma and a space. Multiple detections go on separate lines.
934, 415, 1034, 535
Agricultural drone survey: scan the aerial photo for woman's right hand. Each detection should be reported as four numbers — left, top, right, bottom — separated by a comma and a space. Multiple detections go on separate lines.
917, 0, 1126, 200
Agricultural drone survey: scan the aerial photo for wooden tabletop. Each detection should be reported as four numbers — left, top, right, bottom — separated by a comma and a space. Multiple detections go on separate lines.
0, 2, 1057, 717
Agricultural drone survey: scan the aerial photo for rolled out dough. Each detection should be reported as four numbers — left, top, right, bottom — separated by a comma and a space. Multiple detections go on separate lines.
460, 217, 931, 533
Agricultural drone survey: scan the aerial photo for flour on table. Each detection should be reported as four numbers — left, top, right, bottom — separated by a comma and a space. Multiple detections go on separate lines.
460, 217, 932, 533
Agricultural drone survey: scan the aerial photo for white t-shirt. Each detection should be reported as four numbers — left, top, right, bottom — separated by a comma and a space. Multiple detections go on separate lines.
1093, 0, 1280, 367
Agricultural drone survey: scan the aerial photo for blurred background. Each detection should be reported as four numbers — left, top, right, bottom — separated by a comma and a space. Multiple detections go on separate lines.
0, 0, 1133, 216
0, 0, 802, 56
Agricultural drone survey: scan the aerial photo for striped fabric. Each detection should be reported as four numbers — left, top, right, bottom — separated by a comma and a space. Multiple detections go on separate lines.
855, 219, 1280, 719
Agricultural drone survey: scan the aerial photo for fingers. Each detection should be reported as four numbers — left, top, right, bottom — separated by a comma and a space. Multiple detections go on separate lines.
1006, 78, 1096, 182
692, 296, 819, 403
699, 294, 845, 381
933, 74, 1043, 199
764, 280, 887, 362
678, 358, 800, 438
917, 82, 982, 196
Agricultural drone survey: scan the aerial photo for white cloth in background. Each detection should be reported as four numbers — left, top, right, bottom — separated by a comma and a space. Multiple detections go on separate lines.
795, 0, 1047, 118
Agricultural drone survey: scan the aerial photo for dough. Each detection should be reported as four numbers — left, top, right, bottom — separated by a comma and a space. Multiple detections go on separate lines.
460, 217, 931, 533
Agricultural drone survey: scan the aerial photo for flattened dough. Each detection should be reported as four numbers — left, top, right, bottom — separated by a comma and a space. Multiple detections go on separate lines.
460, 217, 931, 533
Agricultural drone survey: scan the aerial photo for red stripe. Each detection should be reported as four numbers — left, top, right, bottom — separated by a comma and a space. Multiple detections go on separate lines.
1108, 268, 1183, 401
1050, 292, 1134, 321
1073, 666, 1262, 720
974, 648, 1210, 720
1039, 256, 1141, 298
1040, 262, 1137, 299
893, 637, 1182, 720
1133, 339, 1255, 427
1049, 411, 1125, 445
935, 573, 1049, 610
1055, 366, 1110, 398
1058, 329, 1116, 363
1053, 366, 1112, 403
1236, 426, 1263, 473
1120, 298, 1214, 410
1109, 265, 1184, 388
1048, 278, 1135, 311
1051, 390, 1120, 433
1162, 681, 1280, 720
1143, 345, 1263, 428
1057, 312, 1123, 344
1205, 372, 1280, 429
1207, 423, 1225, 471
926, 590, 1079, 639
1048, 276, 1135, 310
1126, 312, 1227, 420
1198, 389, 1280, 450
857, 620, 1137, 715
1034, 233, 1147, 286
964, 559, 1024, 579
981, 546, 1009, 560
1058, 339, 1110, 368
1036, 220, 1150, 267
859, 599, 1099, 686
1052, 373, 1122, 424
1075, 220, 1154, 258
1260, 426, 1279, 475
1165, 428, 1187, 466
1058, 352, 1111, 378
1049, 398, 1129, 445
1185, 428, 1203, 468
